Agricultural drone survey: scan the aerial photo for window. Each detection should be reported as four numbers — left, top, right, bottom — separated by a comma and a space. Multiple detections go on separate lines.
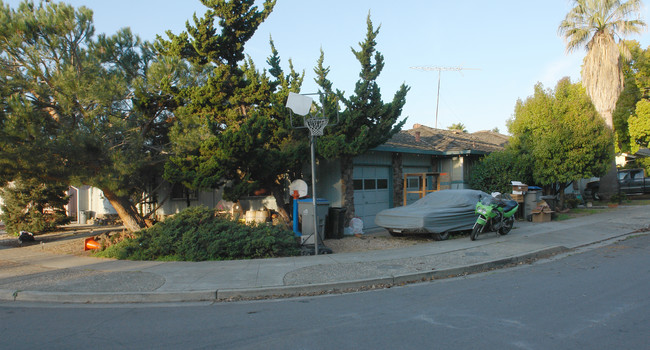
171, 183, 198, 200
407, 177, 420, 189
354, 178, 389, 191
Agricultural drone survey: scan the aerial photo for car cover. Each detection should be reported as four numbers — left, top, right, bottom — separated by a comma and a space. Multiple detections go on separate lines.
374, 189, 490, 233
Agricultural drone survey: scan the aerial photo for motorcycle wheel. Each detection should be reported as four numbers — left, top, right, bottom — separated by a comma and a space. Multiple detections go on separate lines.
498, 217, 514, 235
432, 231, 450, 241
470, 225, 482, 241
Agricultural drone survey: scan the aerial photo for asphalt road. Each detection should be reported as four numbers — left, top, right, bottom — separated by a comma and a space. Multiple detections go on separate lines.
1, 234, 649, 350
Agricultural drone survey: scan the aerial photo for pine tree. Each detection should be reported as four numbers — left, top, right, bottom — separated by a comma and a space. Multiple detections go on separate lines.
0, 1, 176, 231
158, 0, 308, 220
316, 14, 409, 222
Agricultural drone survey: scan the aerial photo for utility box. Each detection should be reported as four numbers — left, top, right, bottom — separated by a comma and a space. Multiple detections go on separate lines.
298, 198, 329, 244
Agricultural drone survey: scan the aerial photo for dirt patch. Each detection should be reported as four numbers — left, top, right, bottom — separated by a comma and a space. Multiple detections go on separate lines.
0, 225, 126, 256
323, 232, 439, 253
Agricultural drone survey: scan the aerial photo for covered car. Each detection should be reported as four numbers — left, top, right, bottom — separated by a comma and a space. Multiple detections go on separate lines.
374, 189, 490, 240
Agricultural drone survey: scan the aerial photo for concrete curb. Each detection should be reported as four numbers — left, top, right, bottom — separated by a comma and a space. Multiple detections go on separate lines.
215, 245, 570, 301
2, 289, 217, 304
0, 246, 570, 304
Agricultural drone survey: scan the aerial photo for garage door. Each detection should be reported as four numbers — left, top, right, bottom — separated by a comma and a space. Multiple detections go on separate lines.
353, 166, 390, 230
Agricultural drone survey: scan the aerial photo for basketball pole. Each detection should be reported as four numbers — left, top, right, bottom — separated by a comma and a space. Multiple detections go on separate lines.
309, 132, 319, 256
286, 92, 338, 255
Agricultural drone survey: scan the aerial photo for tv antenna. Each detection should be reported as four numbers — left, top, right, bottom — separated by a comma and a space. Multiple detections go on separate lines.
410, 66, 479, 129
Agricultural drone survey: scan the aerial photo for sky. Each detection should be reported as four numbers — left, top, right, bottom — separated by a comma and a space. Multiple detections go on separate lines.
6, 0, 650, 134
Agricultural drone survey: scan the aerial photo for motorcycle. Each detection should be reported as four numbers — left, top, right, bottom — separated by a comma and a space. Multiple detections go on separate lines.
470, 193, 518, 241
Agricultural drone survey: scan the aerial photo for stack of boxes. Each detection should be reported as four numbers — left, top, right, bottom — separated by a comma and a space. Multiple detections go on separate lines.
531, 201, 553, 222
511, 181, 527, 203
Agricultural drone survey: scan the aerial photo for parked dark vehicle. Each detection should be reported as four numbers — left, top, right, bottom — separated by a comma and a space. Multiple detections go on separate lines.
374, 189, 490, 241
585, 168, 650, 200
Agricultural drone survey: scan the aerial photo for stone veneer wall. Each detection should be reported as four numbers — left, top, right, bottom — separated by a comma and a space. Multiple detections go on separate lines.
392, 152, 403, 208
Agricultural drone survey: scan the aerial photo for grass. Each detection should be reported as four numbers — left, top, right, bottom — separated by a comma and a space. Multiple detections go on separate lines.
556, 196, 650, 221
555, 208, 602, 221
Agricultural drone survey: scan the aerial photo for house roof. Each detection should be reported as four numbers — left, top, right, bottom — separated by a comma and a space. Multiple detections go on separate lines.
373, 124, 509, 155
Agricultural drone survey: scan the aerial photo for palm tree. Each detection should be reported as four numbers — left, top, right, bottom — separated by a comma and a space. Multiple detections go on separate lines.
448, 122, 468, 133
559, 0, 645, 200
558, 0, 646, 129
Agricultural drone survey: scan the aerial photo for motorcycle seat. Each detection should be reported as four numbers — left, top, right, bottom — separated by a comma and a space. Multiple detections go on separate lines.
499, 200, 518, 212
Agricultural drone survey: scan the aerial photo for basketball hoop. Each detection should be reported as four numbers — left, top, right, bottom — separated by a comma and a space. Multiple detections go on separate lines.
285, 92, 339, 256
304, 117, 329, 136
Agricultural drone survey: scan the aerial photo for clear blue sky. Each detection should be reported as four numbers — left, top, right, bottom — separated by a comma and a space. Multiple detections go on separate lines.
6, 0, 650, 133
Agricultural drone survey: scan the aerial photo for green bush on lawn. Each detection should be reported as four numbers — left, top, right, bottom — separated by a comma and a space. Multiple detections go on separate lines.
97, 206, 300, 261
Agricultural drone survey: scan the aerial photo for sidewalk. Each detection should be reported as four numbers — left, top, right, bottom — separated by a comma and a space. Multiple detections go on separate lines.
1, 205, 648, 304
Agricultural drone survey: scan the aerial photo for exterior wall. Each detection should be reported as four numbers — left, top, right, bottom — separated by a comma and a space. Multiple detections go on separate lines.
315, 151, 485, 230
317, 157, 343, 207
74, 186, 117, 219
437, 156, 473, 189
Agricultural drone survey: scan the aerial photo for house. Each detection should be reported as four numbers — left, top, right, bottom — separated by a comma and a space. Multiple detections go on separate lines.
316, 124, 509, 229
51, 124, 507, 228
67, 186, 118, 223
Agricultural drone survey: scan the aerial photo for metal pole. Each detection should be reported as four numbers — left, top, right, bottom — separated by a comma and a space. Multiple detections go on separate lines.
435, 70, 441, 129
310, 134, 319, 255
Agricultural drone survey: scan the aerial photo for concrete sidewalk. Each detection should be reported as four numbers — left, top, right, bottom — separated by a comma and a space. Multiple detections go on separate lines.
1, 205, 648, 304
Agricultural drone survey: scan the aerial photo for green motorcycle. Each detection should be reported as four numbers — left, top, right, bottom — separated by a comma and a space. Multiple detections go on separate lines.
470, 195, 518, 241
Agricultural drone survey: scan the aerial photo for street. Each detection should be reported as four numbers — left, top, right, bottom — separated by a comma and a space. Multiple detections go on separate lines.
1, 234, 649, 350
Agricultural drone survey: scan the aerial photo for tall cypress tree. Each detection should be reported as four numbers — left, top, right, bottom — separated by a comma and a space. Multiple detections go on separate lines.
316, 14, 409, 222
158, 0, 308, 219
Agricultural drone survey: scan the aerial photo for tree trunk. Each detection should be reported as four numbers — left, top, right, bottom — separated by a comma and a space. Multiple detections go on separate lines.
581, 33, 622, 201
598, 159, 620, 201
271, 187, 291, 223
340, 155, 355, 224
102, 188, 147, 232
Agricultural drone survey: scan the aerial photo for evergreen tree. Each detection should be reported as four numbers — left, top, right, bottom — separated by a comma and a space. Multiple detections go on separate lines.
0, 1, 176, 231
0, 178, 70, 235
157, 0, 308, 220
315, 14, 409, 222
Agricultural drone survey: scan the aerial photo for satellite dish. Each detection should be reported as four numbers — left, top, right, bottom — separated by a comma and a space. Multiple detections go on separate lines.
289, 179, 308, 198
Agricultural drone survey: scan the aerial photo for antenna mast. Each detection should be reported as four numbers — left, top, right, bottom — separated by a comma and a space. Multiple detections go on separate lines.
410, 66, 479, 129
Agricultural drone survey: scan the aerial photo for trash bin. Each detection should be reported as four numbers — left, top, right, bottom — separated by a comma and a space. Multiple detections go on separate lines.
524, 190, 541, 218
298, 198, 329, 244
79, 210, 87, 224
326, 207, 347, 239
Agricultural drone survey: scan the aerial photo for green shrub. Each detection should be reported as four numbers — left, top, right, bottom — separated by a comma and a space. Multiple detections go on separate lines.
96, 206, 300, 261
564, 194, 580, 208
469, 148, 533, 194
